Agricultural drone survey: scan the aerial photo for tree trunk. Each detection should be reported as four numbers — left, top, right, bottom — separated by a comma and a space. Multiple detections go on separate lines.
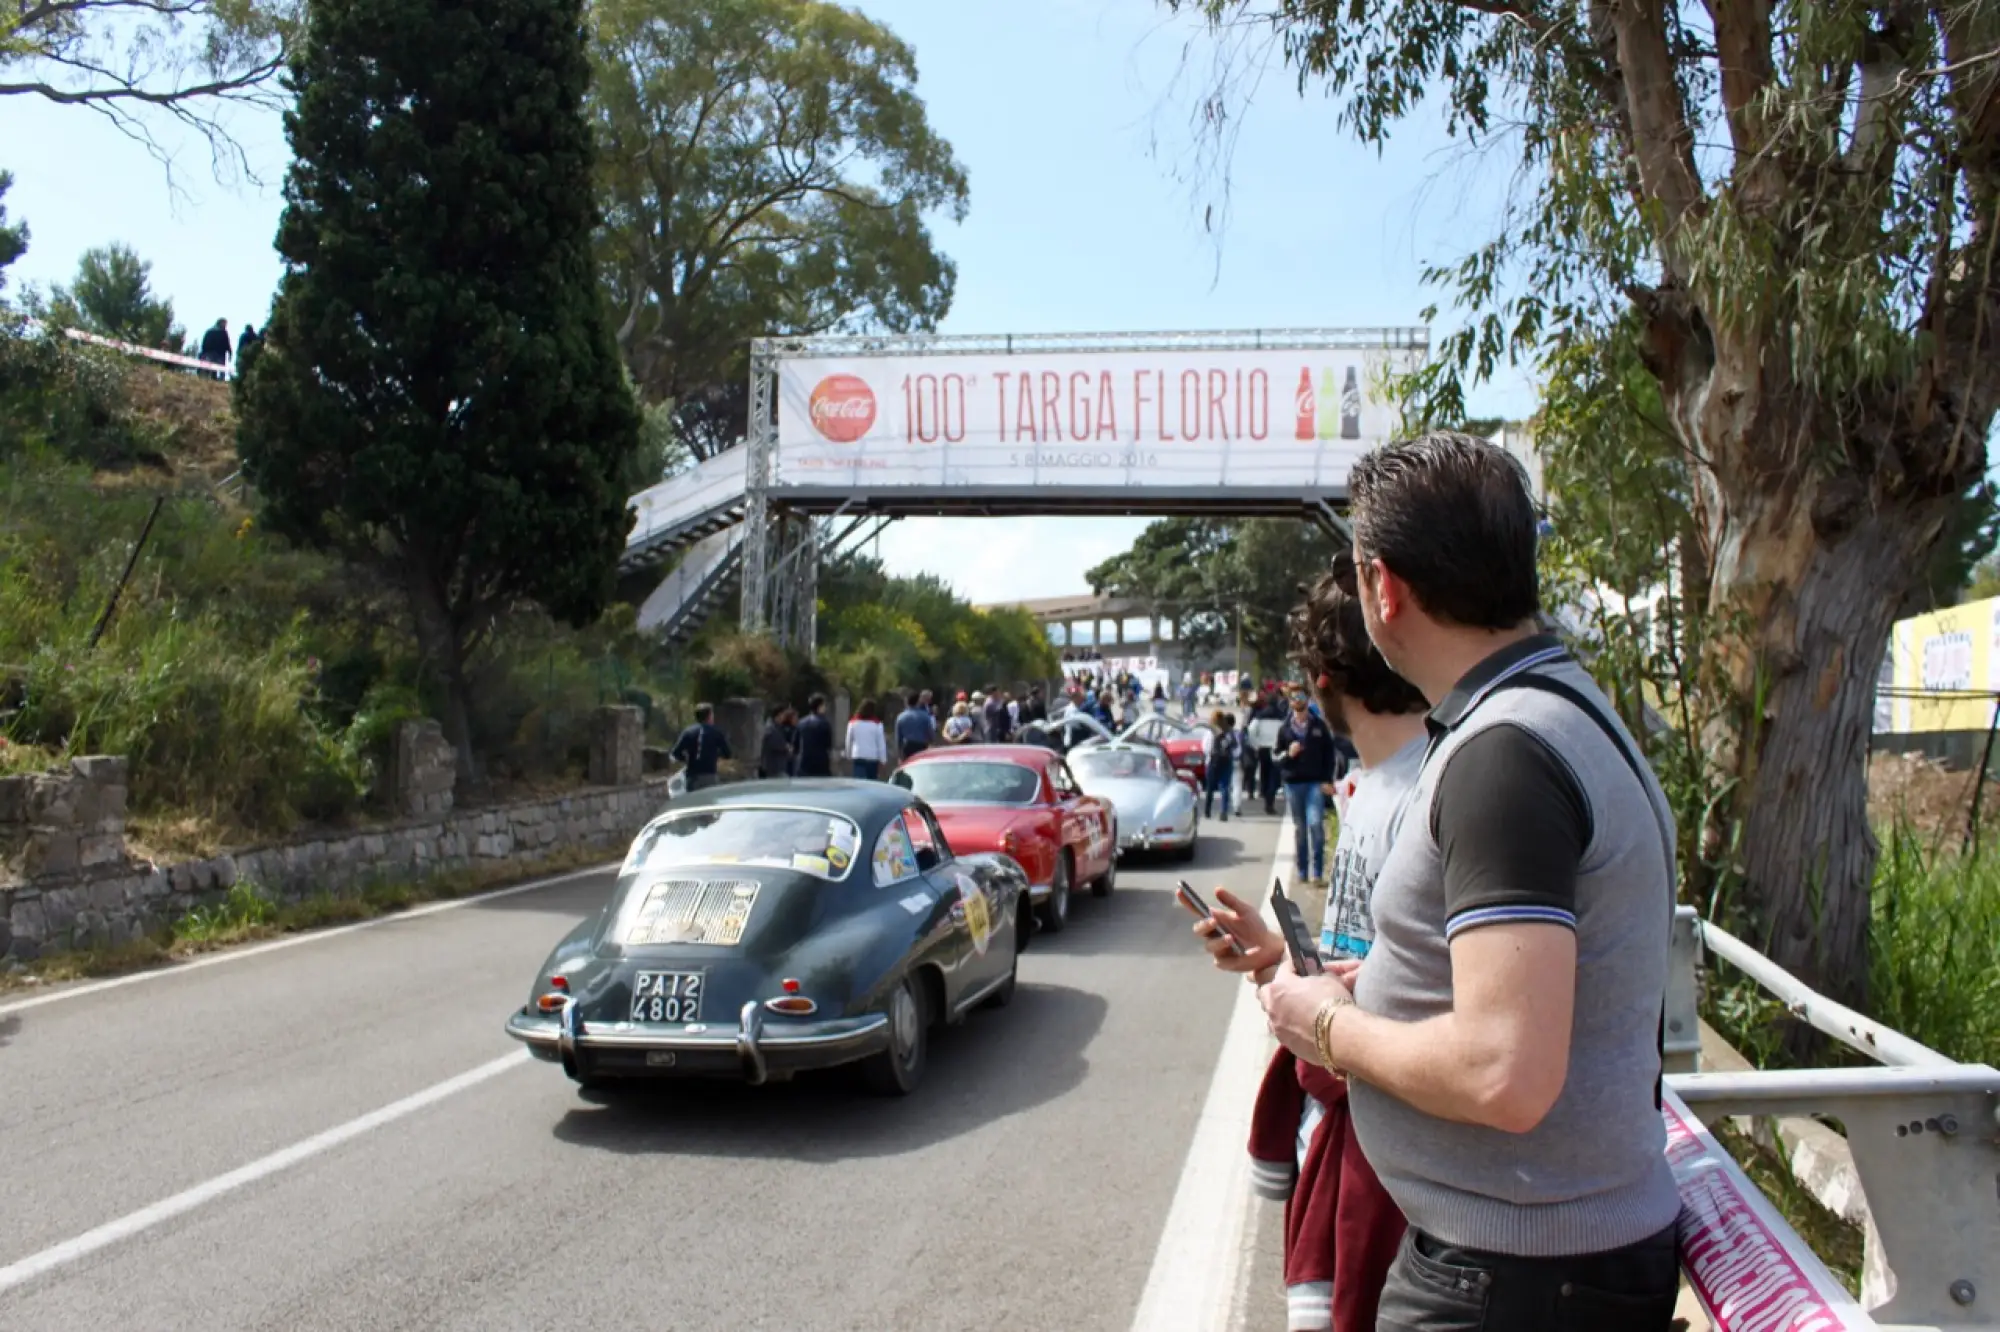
1709, 491, 1952, 1015
404, 564, 479, 788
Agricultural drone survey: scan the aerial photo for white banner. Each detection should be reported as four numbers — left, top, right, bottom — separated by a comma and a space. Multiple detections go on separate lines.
774, 346, 1420, 490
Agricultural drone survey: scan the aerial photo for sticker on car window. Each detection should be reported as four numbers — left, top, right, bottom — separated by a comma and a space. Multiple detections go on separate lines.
872, 820, 919, 886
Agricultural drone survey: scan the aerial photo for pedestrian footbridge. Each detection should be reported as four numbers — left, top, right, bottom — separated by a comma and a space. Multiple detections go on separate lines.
621, 329, 1432, 648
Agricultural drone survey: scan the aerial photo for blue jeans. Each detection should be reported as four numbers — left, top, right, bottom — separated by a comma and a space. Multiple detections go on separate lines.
1286, 781, 1326, 880
852, 758, 880, 781
1205, 760, 1234, 819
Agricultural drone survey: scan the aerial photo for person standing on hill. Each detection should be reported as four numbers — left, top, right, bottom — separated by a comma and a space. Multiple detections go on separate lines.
199, 318, 233, 378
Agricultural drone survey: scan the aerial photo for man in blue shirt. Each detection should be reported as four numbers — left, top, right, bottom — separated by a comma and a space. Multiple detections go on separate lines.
895, 691, 937, 761
669, 702, 731, 791
1277, 689, 1337, 886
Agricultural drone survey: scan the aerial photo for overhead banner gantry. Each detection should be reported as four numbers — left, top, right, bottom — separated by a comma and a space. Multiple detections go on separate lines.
641, 328, 1429, 653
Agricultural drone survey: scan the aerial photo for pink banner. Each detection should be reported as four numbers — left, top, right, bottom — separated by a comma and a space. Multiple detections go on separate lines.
1662, 1093, 1874, 1332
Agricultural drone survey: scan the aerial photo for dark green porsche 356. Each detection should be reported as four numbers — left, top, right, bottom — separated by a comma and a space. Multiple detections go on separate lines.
505, 780, 1033, 1096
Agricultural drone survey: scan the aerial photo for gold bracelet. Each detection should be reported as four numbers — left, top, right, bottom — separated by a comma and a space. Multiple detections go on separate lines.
1313, 997, 1350, 1077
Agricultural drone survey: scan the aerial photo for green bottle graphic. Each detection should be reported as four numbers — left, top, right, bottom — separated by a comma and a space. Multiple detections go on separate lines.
1316, 369, 1338, 441
1341, 367, 1362, 440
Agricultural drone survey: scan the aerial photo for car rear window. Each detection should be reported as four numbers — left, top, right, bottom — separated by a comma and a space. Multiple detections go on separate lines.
1071, 748, 1170, 781
892, 761, 1042, 806
624, 807, 863, 882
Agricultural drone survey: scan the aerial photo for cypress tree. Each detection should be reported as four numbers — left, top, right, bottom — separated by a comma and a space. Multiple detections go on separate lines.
237, 0, 640, 778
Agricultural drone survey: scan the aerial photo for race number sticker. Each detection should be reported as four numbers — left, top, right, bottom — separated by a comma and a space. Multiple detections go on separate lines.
873, 820, 918, 886
957, 872, 992, 954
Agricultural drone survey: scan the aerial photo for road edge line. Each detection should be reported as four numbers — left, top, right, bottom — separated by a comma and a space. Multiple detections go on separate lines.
0, 861, 619, 1018
1129, 813, 1292, 1332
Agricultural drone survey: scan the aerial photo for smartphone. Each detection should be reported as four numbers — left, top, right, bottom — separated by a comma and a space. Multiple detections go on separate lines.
1175, 880, 1246, 955
1269, 878, 1325, 975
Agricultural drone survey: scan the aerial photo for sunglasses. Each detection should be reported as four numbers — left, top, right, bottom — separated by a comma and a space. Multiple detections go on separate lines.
1330, 549, 1359, 594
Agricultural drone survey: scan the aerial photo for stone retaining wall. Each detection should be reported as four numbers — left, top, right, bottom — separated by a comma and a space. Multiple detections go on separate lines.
1, 755, 675, 965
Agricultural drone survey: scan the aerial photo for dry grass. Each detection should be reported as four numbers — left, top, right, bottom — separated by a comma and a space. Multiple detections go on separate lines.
0, 844, 613, 994
108, 361, 240, 486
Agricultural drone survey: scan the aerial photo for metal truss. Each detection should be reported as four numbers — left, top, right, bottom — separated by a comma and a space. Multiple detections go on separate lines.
751, 326, 1429, 359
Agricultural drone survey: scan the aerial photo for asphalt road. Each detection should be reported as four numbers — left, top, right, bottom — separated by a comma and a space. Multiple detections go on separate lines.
0, 810, 1290, 1332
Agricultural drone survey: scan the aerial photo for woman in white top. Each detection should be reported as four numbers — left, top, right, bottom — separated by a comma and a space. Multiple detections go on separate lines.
845, 698, 889, 779
942, 701, 976, 744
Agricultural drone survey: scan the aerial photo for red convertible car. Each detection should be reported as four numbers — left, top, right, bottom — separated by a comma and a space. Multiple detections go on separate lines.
893, 746, 1117, 934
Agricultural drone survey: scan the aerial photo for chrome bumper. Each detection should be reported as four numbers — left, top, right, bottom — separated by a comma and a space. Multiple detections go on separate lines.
506, 999, 892, 1085
1120, 827, 1194, 852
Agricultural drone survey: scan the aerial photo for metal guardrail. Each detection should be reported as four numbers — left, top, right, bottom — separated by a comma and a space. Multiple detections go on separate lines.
1665, 906, 2000, 1332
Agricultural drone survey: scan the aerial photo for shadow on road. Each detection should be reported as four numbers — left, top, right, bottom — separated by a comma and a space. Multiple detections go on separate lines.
547, 980, 1108, 1161
0, 1014, 17, 1049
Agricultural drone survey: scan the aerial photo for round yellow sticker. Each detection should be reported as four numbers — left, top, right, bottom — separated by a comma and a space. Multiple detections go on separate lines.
960, 876, 991, 954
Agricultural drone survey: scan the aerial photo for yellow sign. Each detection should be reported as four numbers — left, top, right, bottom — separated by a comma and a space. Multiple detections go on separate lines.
1888, 596, 2000, 734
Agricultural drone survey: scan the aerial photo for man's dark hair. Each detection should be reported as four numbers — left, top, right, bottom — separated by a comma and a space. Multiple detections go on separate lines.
1292, 553, 1429, 718
1348, 431, 1541, 630
808, 692, 826, 713
694, 702, 713, 724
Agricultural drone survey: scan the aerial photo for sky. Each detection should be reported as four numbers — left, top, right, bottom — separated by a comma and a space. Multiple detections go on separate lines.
2, 0, 1536, 607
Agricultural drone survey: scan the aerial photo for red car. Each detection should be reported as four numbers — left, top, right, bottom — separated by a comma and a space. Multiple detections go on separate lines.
892, 746, 1117, 934
1118, 715, 1212, 789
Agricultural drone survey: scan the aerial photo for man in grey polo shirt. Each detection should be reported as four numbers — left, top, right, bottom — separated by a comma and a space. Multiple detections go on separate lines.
1258, 432, 1682, 1330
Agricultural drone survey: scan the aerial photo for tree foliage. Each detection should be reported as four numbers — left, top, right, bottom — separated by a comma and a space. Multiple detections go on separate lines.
236, 0, 641, 778
587, 0, 968, 457
1, 1, 300, 173
1087, 517, 1345, 675
818, 552, 1057, 697
0, 172, 26, 299
1174, 0, 2000, 1009
45, 243, 187, 352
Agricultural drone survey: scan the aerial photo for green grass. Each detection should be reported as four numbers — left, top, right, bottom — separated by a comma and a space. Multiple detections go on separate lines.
1711, 1122, 1864, 1296
1870, 819, 2000, 1066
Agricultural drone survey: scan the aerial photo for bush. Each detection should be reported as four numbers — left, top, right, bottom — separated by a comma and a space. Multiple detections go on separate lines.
0, 322, 162, 469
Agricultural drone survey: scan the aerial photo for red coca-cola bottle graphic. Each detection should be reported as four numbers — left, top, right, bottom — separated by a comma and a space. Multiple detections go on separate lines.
1295, 368, 1315, 441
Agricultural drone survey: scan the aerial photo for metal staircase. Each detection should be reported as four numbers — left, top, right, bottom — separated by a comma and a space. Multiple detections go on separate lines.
621, 448, 750, 573
622, 448, 753, 644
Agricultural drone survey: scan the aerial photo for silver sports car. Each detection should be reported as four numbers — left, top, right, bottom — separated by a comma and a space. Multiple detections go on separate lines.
1066, 742, 1200, 860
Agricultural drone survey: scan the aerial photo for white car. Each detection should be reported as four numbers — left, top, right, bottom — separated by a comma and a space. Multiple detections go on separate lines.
1066, 742, 1200, 860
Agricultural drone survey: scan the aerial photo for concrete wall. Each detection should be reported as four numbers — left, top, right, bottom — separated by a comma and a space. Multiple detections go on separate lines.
1, 752, 676, 966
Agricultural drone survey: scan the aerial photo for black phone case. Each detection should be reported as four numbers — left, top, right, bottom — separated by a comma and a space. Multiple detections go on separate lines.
1270, 882, 1324, 975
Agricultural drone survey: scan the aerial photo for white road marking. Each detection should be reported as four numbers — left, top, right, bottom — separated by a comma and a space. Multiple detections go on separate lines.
1130, 815, 1294, 1332
0, 1050, 532, 1296
0, 862, 618, 1018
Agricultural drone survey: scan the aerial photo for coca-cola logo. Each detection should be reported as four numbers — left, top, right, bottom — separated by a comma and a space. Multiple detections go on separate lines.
808, 374, 877, 443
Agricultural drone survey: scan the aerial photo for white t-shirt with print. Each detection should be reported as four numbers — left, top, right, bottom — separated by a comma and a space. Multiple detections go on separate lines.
1318, 734, 1427, 962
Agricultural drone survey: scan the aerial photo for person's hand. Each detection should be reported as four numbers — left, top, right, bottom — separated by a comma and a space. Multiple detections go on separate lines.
1258, 961, 1357, 1065
1193, 887, 1285, 979
1288, 741, 1303, 758
1328, 956, 1362, 989
1320, 782, 1334, 797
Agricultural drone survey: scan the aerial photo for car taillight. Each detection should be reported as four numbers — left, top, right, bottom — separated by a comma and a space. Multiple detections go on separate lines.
765, 994, 818, 1015
549, 974, 569, 991
536, 992, 567, 1012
